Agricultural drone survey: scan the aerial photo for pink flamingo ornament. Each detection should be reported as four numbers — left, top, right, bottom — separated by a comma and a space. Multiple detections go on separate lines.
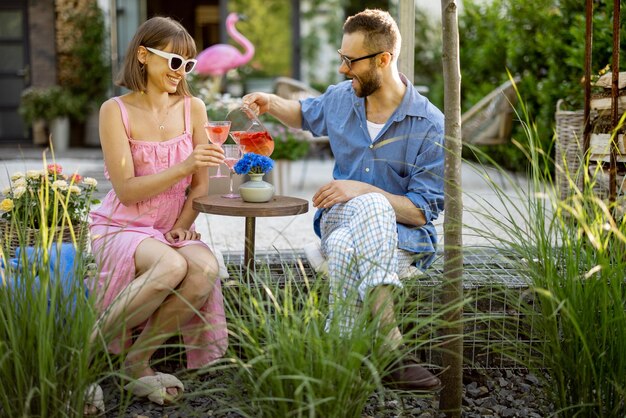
195, 13, 255, 92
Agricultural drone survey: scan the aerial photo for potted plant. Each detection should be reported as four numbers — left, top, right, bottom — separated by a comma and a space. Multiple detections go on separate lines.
0, 163, 99, 256
18, 86, 83, 151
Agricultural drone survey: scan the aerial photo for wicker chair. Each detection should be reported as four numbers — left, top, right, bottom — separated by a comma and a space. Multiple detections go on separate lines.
462, 77, 520, 146
274, 77, 322, 100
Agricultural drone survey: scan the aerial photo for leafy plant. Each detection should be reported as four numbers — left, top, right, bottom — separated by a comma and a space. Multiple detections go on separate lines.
264, 121, 310, 161
18, 87, 84, 126
0, 160, 109, 417
228, 0, 292, 79
467, 93, 626, 416
413, 0, 626, 173
56, 0, 110, 117
199, 91, 243, 122
220, 269, 389, 417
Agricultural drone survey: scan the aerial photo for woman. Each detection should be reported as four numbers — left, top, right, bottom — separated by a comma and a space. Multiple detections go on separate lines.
89, 16, 227, 405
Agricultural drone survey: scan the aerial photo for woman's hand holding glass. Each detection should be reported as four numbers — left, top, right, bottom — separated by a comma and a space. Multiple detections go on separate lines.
184, 143, 224, 175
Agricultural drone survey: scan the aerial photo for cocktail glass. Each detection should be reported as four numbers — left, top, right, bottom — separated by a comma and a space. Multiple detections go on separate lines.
223, 144, 243, 199
204, 120, 231, 178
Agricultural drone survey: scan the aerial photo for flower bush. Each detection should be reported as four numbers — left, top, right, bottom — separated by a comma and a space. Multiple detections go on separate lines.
0, 164, 99, 229
195, 89, 243, 122
234, 153, 274, 175
265, 122, 311, 161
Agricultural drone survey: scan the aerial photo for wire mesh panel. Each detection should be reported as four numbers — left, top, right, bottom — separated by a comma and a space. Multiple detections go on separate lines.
407, 248, 541, 370
223, 247, 540, 370
223, 250, 317, 287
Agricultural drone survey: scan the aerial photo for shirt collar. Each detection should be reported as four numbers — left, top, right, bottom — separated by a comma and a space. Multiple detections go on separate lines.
396, 73, 427, 119
349, 73, 428, 121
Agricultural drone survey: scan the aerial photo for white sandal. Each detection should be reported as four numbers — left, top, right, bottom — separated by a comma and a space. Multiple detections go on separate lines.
124, 372, 184, 405
84, 383, 105, 416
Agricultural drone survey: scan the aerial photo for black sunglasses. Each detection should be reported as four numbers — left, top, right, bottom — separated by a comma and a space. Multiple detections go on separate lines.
337, 50, 390, 70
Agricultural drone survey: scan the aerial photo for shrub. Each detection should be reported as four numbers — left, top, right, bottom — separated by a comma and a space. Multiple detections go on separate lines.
417, 0, 626, 173
468, 95, 626, 416
264, 120, 311, 161
18, 87, 85, 126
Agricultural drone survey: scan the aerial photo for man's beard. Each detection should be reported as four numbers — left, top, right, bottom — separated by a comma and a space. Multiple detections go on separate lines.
352, 66, 382, 98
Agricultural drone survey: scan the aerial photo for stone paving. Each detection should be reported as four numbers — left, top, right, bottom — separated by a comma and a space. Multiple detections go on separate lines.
0, 146, 536, 252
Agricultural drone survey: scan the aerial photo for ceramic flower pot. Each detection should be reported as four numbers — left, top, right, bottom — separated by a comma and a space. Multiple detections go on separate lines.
238, 173, 275, 203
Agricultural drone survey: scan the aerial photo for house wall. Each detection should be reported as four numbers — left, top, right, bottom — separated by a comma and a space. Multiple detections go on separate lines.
28, 1, 56, 87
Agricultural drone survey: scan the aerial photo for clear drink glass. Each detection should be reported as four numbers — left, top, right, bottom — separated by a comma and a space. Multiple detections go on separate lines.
204, 120, 231, 178
226, 106, 275, 156
222, 144, 243, 199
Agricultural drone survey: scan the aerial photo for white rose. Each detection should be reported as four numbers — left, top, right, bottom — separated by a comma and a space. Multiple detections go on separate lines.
69, 185, 81, 194
10, 172, 24, 181
12, 186, 26, 199
83, 177, 98, 187
12, 178, 27, 187
26, 170, 43, 179
2, 186, 11, 195
52, 180, 68, 191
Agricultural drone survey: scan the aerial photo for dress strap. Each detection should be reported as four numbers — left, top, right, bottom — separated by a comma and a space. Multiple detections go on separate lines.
112, 97, 131, 139
184, 96, 191, 135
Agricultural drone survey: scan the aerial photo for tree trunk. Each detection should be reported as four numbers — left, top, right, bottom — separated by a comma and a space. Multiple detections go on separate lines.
440, 1, 464, 417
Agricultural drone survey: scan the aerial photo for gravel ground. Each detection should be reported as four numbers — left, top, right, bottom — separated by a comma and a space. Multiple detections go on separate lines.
98, 365, 552, 417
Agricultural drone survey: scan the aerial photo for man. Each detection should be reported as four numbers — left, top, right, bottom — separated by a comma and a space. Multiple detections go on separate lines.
243, 8, 444, 391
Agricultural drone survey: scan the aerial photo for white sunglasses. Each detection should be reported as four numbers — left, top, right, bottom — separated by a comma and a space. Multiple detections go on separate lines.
145, 47, 197, 74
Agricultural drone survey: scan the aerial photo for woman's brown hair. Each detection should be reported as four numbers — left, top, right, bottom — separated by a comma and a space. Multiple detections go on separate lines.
116, 16, 197, 96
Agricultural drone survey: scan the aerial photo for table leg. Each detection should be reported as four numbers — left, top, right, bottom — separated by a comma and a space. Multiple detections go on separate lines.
244, 216, 256, 272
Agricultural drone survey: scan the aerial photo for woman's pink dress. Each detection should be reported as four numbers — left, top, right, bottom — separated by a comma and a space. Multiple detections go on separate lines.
89, 96, 227, 369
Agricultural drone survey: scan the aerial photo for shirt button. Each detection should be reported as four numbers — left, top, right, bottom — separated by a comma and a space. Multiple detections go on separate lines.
369, 144, 373, 149
365, 168, 370, 172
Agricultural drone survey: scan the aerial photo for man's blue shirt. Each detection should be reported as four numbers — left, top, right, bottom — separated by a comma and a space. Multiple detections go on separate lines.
300, 75, 445, 269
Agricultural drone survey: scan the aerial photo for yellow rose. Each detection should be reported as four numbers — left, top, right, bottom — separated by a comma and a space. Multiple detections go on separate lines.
0, 198, 14, 212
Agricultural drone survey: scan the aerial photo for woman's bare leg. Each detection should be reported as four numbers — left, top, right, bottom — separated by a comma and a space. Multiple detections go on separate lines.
125, 244, 219, 396
93, 239, 188, 341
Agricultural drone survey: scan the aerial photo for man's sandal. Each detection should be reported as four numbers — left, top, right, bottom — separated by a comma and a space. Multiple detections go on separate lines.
123, 372, 185, 405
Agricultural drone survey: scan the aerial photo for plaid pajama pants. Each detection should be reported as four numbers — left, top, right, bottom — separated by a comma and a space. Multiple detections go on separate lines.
320, 192, 416, 333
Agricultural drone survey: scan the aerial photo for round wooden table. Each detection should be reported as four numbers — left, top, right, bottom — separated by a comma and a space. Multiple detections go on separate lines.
193, 194, 309, 270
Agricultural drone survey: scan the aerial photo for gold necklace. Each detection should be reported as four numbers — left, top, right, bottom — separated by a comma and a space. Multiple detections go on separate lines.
143, 95, 170, 131
151, 106, 170, 131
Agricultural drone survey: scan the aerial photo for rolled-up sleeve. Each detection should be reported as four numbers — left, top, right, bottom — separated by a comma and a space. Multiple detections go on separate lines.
405, 125, 445, 222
